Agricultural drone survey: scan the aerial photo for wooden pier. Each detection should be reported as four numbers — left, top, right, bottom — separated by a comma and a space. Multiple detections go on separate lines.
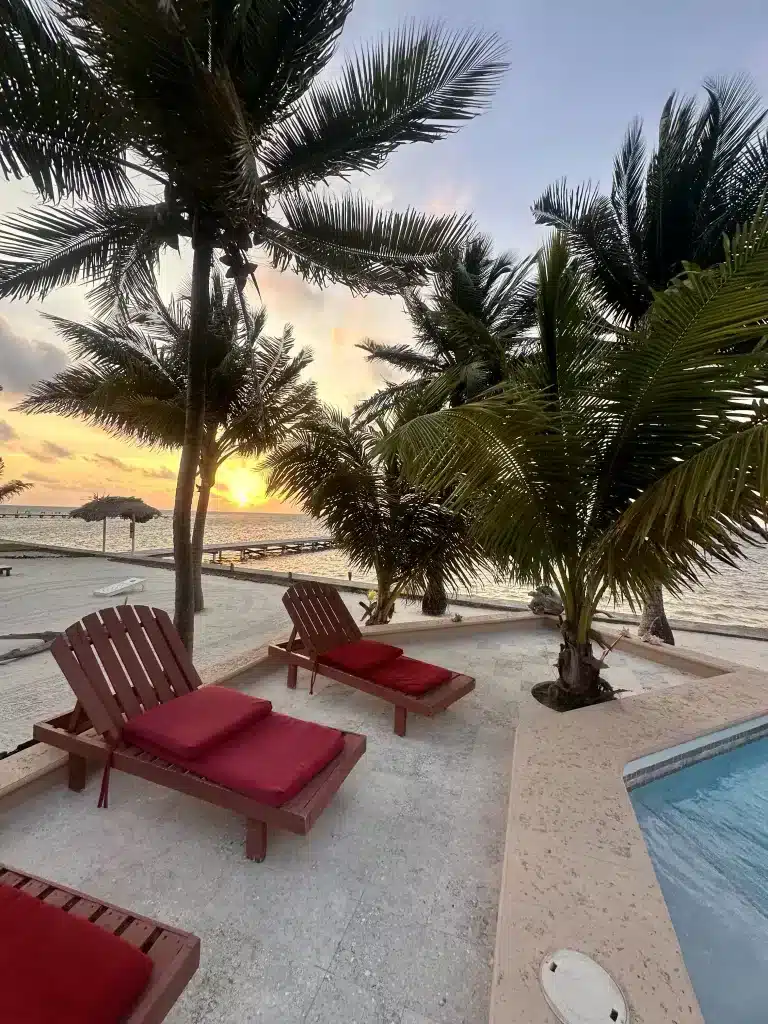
142, 536, 335, 562
0, 511, 72, 518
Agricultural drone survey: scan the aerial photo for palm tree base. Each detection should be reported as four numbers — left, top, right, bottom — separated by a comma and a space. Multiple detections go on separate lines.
531, 680, 615, 712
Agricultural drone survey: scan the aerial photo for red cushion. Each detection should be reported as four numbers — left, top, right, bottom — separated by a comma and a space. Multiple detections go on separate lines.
123, 685, 272, 759
320, 639, 402, 675
366, 655, 452, 695
174, 713, 345, 806
0, 883, 153, 1024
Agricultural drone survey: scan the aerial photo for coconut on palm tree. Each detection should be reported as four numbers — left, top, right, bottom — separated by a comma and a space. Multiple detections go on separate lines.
387, 223, 768, 707
17, 271, 315, 612
0, 0, 506, 650
533, 74, 768, 643
265, 404, 481, 625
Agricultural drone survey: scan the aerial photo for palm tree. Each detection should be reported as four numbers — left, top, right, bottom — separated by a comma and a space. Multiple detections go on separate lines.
0, 0, 506, 650
357, 235, 535, 613
387, 224, 768, 707
358, 235, 535, 416
0, 459, 29, 502
533, 74, 768, 643
17, 271, 315, 611
265, 404, 481, 624
0, 385, 30, 502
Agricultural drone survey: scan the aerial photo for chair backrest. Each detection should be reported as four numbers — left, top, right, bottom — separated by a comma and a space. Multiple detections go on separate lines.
51, 605, 202, 742
282, 583, 361, 656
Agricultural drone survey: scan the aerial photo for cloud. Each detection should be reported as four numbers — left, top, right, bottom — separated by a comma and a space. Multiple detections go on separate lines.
0, 419, 17, 443
89, 453, 132, 471
24, 470, 59, 484
41, 440, 72, 459
0, 317, 68, 393
144, 466, 175, 480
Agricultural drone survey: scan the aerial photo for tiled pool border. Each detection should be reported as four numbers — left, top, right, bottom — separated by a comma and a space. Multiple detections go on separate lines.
623, 712, 768, 788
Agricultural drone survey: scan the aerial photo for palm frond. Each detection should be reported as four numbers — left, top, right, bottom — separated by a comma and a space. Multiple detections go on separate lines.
0, 0, 132, 202
259, 23, 507, 191
0, 202, 181, 303
262, 191, 473, 293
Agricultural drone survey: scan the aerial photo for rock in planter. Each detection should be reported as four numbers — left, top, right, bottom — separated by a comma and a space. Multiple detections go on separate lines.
528, 586, 564, 616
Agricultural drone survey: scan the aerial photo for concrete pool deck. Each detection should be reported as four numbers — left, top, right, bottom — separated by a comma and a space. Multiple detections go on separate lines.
2, 557, 768, 1021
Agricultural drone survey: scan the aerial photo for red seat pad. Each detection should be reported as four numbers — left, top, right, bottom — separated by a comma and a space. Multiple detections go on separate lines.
134, 713, 346, 807
0, 883, 153, 1024
123, 685, 272, 759
366, 656, 452, 695
320, 639, 402, 675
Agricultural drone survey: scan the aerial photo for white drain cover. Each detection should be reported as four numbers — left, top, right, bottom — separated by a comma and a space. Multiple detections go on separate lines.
540, 950, 629, 1023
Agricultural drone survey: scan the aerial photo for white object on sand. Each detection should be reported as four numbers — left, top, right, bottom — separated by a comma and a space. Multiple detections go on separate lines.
93, 577, 146, 598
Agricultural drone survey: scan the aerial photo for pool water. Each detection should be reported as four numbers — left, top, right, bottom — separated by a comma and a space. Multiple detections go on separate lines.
631, 736, 768, 1024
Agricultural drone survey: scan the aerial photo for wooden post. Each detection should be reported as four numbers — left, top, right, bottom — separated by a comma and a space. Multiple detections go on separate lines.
130, 513, 136, 554
394, 706, 407, 737
102, 518, 107, 553
246, 820, 267, 861
287, 664, 298, 690
68, 754, 87, 792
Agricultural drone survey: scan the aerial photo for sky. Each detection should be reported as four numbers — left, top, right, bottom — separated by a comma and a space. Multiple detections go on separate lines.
1, 0, 767, 511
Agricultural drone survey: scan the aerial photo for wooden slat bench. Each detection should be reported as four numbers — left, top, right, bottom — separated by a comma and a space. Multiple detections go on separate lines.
0, 564, 11, 577
268, 582, 476, 736
0, 864, 200, 1023
34, 604, 366, 861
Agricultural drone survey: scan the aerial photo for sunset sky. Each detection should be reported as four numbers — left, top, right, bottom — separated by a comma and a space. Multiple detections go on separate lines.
1, 0, 767, 511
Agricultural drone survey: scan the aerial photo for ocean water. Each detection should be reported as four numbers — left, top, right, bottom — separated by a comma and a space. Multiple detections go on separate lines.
631, 736, 768, 1023
1, 505, 767, 628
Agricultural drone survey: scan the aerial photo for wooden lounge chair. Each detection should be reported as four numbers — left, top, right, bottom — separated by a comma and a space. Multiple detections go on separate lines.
268, 582, 475, 736
0, 863, 199, 1023
33, 604, 366, 861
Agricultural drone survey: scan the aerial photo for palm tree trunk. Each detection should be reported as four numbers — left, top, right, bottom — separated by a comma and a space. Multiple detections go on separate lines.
639, 584, 675, 645
173, 228, 212, 653
421, 566, 448, 616
192, 463, 215, 614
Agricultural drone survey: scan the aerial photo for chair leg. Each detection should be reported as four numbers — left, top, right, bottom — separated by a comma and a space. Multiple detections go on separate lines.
287, 664, 297, 690
68, 754, 87, 792
394, 706, 407, 737
246, 820, 268, 862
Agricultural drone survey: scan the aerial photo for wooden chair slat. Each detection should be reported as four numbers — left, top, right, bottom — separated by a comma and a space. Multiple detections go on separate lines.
120, 919, 156, 949
94, 908, 131, 934
134, 606, 193, 696
145, 930, 187, 969
287, 585, 325, 645
82, 612, 143, 720
153, 607, 203, 691
283, 583, 360, 654
0, 870, 23, 887
98, 607, 159, 710
19, 879, 47, 898
52, 634, 122, 740
306, 588, 342, 643
43, 889, 73, 909
116, 605, 176, 704
67, 897, 101, 920
66, 623, 126, 732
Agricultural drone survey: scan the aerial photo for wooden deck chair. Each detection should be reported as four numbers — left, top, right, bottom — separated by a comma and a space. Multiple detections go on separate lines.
268, 582, 475, 736
33, 605, 365, 861
0, 863, 199, 1023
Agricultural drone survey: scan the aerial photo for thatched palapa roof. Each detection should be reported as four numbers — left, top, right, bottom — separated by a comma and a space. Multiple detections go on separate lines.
69, 495, 161, 523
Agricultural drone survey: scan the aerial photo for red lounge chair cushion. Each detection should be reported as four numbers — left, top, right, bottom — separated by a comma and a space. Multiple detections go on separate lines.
123, 685, 272, 759
367, 655, 452, 695
181, 713, 345, 806
0, 883, 152, 1024
320, 639, 403, 675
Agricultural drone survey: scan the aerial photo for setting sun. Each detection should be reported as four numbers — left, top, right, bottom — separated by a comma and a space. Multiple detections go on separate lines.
217, 465, 267, 508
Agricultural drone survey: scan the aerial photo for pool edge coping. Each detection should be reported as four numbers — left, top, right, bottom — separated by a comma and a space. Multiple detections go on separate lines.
491, 666, 768, 1024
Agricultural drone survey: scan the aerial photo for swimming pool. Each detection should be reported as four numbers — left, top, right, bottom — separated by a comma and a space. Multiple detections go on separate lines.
630, 734, 768, 1024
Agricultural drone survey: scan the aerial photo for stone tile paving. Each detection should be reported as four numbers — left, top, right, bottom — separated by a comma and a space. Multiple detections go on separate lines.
0, 628, 695, 1022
